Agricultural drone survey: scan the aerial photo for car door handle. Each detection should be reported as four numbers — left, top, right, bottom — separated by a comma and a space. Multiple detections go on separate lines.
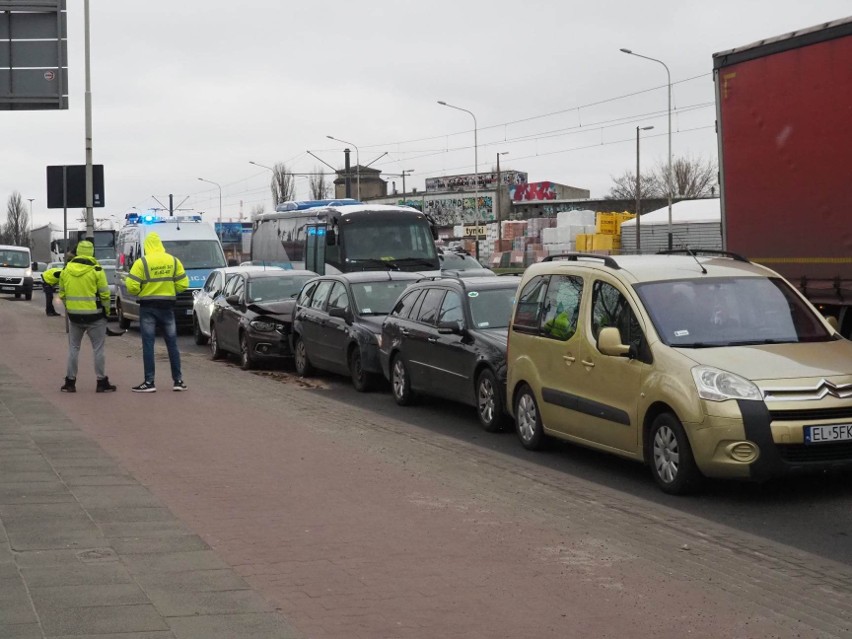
401, 328, 410, 336
427, 337, 438, 343
581, 359, 595, 367
563, 355, 576, 364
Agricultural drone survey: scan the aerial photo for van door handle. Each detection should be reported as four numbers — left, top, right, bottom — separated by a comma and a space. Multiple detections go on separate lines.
563, 355, 576, 364
581, 359, 595, 367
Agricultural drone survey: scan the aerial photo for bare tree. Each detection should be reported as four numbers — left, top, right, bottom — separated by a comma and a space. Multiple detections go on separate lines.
606, 170, 657, 200
250, 203, 266, 218
3, 191, 30, 246
651, 155, 718, 199
271, 163, 296, 206
308, 166, 331, 200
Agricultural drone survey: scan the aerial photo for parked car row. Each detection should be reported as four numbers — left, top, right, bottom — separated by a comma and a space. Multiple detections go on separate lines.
195, 252, 852, 495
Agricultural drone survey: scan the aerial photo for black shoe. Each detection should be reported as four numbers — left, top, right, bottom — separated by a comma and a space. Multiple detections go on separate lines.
173, 380, 188, 392
46, 311, 60, 316
96, 377, 117, 393
61, 377, 76, 393
131, 381, 156, 393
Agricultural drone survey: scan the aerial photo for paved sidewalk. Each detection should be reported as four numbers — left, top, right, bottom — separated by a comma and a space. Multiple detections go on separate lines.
0, 363, 300, 639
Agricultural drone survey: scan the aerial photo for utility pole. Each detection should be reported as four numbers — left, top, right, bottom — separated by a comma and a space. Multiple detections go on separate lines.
496, 152, 509, 245
635, 126, 653, 253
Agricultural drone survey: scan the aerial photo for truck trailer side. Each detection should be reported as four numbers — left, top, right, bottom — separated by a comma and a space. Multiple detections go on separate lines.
713, 17, 852, 338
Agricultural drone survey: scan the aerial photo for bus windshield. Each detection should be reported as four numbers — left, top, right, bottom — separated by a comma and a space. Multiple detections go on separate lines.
162, 240, 227, 270
342, 218, 438, 271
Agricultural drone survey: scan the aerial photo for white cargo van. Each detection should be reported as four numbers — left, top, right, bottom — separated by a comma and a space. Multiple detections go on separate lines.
0, 244, 34, 300
114, 214, 227, 329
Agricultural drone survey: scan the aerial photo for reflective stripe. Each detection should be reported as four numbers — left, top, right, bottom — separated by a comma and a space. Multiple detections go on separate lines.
64, 295, 97, 301
141, 257, 151, 280
140, 295, 177, 301
147, 276, 176, 283
126, 273, 142, 282
67, 308, 102, 315
97, 286, 109, 293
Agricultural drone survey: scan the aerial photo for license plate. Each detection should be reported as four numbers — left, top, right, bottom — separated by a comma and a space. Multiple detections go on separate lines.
185, 309, 193, 315
804, 424, 852, 444
0, 286, 14, 292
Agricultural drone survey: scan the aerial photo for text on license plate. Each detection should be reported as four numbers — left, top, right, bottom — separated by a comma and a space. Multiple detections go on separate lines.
0, 286, 14, 292
185, 309, 193, 315
805, 424, 852, 444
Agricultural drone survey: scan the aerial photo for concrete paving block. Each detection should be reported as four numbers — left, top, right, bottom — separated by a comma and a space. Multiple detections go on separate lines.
146, 587, 274, 617
0, 622, 43, 638
50, 633, 174, 639
122, 550, 232, 575
0, 502, 93, 527
21, 562, 134, 588
70, 485, 164, 510
0, 481, 75, 506
169, 612, 301, 639
61, 473, 139, 487
0, 471, 61, 484
36, 602, 169, 636
133, 568, 251, 593
0, 582, 39, 624
108, 533, 209, 555
29, 582, 150, 609
97, 520, 192, 539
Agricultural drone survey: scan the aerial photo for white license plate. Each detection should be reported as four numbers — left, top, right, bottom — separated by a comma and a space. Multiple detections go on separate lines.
804, 424, 852, 444
0, 286, 14, 292
185, 309, 193, 315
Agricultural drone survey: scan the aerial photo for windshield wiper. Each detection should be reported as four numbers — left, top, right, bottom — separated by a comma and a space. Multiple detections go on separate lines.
393, 257, 438, 268
725, 339, 791, 346
672, 342, 720, 349
351, 258, 400, 271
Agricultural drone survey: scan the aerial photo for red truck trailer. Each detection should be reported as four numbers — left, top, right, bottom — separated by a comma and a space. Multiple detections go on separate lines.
713, 17, 852, 338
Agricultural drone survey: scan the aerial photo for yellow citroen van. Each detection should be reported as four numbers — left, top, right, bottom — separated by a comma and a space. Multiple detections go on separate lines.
506, 251, 852, 494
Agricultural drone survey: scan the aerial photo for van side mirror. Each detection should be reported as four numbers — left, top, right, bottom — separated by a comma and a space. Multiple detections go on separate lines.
597, 326, 630, 357
32, 262, 38, 270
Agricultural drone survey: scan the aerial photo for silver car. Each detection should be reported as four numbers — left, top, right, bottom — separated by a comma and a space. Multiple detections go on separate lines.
192, 265, 283, 345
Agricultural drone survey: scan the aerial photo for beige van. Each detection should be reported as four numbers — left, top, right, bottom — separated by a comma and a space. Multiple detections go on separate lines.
506, 252, 852, 494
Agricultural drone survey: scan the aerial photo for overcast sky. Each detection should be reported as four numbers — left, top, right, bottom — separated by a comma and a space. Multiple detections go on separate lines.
3, 1, 849, 230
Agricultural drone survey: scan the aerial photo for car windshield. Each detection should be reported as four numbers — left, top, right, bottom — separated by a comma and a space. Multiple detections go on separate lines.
162, 240, 227, 269
0, 250, 30, 268
635, 276, 833, 347
248, 275, 314, 302
351, 280, 415, 315
468, 286, 519, 329
440, 252, 482, 270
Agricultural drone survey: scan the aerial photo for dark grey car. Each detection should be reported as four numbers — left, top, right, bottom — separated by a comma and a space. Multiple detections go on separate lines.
291, 272, 420, 391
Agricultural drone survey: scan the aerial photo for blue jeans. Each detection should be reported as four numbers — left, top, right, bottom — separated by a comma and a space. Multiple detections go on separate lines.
139, 305, 182, 384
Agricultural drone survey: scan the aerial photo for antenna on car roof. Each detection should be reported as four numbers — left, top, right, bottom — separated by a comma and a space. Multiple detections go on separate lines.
684, 246, 708, 275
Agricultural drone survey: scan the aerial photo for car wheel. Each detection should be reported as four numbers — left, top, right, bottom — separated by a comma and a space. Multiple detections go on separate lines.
649, 412, 703, 495
14, 292, 20, 299
117, 301, 131, 329
514, 384, 544, 450
239, 332, 255, 371
390, 354, 414, 406
24, 290, 32, 301
476, 369, 507, 432
349, 347, 376, 392
210, 324, 226, 360
293, 335, 314, 377
193, 314, 208, 345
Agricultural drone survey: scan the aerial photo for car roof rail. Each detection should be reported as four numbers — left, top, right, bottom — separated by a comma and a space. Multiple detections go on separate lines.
541, 253, 621, 269
416, 273, 467, 288
657, 248, 749, 263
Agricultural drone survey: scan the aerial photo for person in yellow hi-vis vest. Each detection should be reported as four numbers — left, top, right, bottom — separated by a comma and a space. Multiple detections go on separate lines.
126, 232, 189, 393
57, 241, 116, 393
42, 265, 63, 316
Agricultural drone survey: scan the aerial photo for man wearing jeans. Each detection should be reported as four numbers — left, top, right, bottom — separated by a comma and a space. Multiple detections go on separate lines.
126, 232, 189, 392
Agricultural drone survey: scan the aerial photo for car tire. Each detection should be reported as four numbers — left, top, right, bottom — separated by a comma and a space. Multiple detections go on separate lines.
117, 301, 131, 329
390, 353, 414, 406
210, 324, 226, 360
239, 332, 255, 371
476, 368, 508, 432
14, 292, 20, 299
293, 335, 314, 377
24, 290, 32, 301
514, 384, 544, 450
193, 314, 209, 345
648, 412, 703, 495
349, 347, 377, 392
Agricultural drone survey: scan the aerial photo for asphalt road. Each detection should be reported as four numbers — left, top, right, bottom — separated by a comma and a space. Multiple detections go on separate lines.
164, 319, 852, 569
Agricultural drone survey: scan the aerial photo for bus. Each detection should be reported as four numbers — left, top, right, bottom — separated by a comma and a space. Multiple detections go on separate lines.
251, 200, 440, 276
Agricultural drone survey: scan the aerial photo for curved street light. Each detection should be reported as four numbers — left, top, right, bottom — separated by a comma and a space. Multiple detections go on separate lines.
620, 48, 673, 250
326, 135, 360, 200
438, 100, 479, 223
197, 177, 222, 224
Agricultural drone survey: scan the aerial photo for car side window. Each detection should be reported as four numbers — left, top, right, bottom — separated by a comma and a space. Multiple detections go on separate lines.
327, 282, 350, 312
541, 275, 583, 341
298, 280, 317, 307
438, 291, 464, 325
230, 277, 245, 301
513, 275, 549, 333
311, 280, 333, 310
417, 288, 446, 326
591, 280, 643, 349
222, 275, 239, 297
204, 272, 222, 294
391, 289, 422, 318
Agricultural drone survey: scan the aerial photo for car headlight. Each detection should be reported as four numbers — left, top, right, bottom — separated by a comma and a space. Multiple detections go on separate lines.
691, 366, 762, 402
25, 268, 32, 277
250, 320, 282, 332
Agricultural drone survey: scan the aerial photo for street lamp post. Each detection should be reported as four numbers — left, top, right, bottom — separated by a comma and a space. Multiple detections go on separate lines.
401, 169, 413, 200
635, 126, 654, 253
495, 152, 509, 245
326, 136, 360, 200
197, 177, 222, 224
27, 198, 34, 247
620, 48, 673, 250
437, 101, 479, 227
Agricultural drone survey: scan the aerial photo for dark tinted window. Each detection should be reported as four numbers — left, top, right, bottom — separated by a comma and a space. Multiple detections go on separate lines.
391, 289, 423, 318
438, 291, 464, 325
513, 276, 548, 332
591, 281, 642, 349
311, 280, 333, 310
327, 282, 350, 312
417, 289, 446, 325
204, 271, 222, 293
297, 280, 318, 306
541, 275, 583, 341
223, 274, 241, 296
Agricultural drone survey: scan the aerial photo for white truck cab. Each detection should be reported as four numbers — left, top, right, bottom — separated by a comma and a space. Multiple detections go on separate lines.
0, 244, 34, 300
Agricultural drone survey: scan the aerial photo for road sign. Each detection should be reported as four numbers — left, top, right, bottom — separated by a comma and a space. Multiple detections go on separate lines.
0, 1, 68, 110
46, 165, 105, 209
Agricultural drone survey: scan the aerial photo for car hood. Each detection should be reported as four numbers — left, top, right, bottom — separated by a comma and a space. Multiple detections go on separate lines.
675, 339, 852, 382
248, 298, 296, 321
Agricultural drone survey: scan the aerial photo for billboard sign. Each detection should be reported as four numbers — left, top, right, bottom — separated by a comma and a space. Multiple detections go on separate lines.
46, 165, 105, 208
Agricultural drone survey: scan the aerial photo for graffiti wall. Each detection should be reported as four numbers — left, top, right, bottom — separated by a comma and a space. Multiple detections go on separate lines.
509, 181, 557, 202
424, 194, 494, 226
426, 170, 527, 193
